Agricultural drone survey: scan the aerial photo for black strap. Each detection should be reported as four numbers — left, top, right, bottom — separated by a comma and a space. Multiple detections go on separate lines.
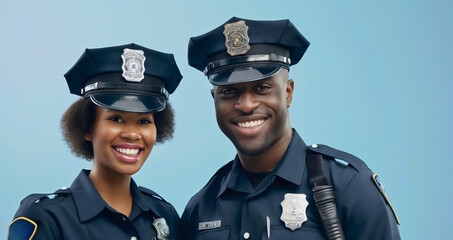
306, 150, 345, 240
306, 151, 329, 187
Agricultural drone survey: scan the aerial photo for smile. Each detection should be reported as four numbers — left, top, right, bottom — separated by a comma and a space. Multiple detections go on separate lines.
237, 119, 264, 128
115, 147, 140, 156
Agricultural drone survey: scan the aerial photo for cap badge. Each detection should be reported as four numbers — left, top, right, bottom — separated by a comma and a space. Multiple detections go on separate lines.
223, 20, 250, 56
280, 193, 309, 231
153, 218, 171, 240
121, 48, 146, 82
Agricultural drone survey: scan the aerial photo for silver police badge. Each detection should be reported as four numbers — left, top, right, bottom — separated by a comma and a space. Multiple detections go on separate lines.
280, 193, 309, 231
153, 218, 171, 240
121, 48, 146, 82
223, 20, 250, 56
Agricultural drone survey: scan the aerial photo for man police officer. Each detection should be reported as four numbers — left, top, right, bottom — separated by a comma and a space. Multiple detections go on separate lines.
181, 17, 401, 240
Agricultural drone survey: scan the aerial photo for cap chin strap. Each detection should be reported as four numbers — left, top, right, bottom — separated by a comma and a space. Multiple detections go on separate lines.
82, 82, 169, 100
204, 53, 291, 76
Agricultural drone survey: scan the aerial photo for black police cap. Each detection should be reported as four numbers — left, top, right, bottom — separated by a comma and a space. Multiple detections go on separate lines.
188, 17, 310, 85
65, 43, 182, 113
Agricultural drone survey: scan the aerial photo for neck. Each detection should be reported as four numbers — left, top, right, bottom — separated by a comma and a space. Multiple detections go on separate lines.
89, 166, 133, 217
238, 127, 293, 173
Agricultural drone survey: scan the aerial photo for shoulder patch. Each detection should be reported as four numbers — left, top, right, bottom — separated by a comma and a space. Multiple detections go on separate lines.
8, 217, 37, 240
372, 173, 400, 225
307, 144, 368, 171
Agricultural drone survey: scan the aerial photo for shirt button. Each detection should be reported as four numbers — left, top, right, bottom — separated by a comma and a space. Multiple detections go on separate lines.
243, 232, 250, 239
131, 237, 137, 240
311, 144, 318, 148
122, 217, 127, 221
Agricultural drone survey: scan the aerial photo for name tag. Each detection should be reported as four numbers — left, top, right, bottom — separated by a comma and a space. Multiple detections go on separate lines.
198, 220, 221, 230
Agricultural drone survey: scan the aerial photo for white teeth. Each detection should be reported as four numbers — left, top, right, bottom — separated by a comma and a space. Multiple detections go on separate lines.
238, 119, 264, 128
115, 147, 140, 156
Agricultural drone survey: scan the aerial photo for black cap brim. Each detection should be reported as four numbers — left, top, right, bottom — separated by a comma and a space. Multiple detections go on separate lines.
89, 93, 166, 113
208, 64, 286, 86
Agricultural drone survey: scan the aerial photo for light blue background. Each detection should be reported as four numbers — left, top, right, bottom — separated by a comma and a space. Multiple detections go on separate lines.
1, 0, 452, 239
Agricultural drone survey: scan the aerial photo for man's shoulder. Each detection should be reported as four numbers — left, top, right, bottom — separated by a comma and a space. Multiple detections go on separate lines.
307, 143, 370, 172
184, 160, 233, 210
306, 143, 375, 198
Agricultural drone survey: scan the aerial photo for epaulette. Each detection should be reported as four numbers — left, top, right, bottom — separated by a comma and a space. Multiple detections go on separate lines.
139, 186, 168, 203
21, 187, 71, 205
307, 144, 368, 171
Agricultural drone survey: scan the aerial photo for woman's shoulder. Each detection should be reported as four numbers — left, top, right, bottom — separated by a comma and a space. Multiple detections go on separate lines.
137, 186, 176, 209
9, 188, 74, 239
15, 188, 74, 214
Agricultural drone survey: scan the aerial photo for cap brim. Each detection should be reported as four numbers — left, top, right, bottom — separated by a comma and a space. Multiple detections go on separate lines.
89, 93, 166, 113
208, 64, 285, 86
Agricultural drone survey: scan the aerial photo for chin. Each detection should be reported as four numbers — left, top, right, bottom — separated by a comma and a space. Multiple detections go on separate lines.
234, 142, 269, 157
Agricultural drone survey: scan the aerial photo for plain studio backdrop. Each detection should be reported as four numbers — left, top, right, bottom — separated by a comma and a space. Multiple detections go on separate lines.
1, 1, 451, 239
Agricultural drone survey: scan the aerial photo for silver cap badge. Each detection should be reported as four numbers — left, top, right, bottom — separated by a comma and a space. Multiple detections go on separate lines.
223, 20, 250, 56
280, 193, 309, 231
121, 48, 146, 82
153, 218, 171, 240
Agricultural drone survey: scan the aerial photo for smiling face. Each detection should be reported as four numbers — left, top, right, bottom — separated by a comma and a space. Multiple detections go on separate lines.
212, 69, 294, 158
85, 106, 157, 176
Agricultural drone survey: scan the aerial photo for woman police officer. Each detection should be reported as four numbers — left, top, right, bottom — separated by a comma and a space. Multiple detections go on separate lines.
8, 44, 182, 240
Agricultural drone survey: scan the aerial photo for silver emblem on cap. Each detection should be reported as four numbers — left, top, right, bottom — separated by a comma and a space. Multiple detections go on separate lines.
223, 20, 250, 56
280, 193, 309, 231
121, 48, 146, 82
153, 218, 171, 240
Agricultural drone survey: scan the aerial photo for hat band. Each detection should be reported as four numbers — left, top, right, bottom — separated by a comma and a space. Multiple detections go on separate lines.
204, 53, 291, 76
82, 82, 169, 99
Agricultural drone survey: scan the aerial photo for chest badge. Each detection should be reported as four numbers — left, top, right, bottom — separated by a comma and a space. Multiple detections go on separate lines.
223, 20, 250, 56
280, 193, 309, 231
153, 218, 171, 240
121, 48, 146, 82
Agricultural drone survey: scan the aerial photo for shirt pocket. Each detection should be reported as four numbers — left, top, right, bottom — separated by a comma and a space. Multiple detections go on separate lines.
261, 226, 325, 239
195, 227, 230, 240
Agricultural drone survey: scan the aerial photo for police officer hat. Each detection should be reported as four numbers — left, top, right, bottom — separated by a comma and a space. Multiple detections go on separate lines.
65, 43, 182, 113
188, 17, 309, 85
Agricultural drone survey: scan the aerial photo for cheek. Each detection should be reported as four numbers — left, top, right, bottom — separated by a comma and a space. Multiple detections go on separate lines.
214, 100, 233, 118
142, 125, 157, 145
92, 124, 116, 145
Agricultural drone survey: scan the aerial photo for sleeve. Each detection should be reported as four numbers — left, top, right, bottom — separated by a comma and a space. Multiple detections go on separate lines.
8, 196, 60, 240
339, 171, 401, 240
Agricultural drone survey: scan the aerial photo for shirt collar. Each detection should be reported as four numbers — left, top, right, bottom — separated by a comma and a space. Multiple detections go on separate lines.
273, 129, 307, 184
71, 169, 154, 222
71, 170, 107, 222
217, 129, 307, 198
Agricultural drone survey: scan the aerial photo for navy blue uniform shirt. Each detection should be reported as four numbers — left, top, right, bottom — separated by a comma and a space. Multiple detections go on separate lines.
9, 170, 180, 240
181, 130, 400, 240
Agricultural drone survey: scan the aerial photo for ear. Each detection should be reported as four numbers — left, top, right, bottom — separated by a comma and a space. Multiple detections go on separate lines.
286, 79, 294, 108
211, 88, 215, 99
85, 131, 93, 141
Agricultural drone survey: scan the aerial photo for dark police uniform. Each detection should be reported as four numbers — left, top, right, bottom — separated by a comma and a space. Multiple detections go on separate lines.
9, 43, 183, 240
10, 170, 180, 240
182, 17, 400, 239
181, 130, 400, 239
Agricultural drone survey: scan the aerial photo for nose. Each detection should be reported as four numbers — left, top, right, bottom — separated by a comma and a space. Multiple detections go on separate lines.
235, 91, 259, 114
120, 124, 142, 141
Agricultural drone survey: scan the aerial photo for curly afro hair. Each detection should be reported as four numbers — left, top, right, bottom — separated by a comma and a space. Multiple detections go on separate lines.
61, 97, 175, 160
